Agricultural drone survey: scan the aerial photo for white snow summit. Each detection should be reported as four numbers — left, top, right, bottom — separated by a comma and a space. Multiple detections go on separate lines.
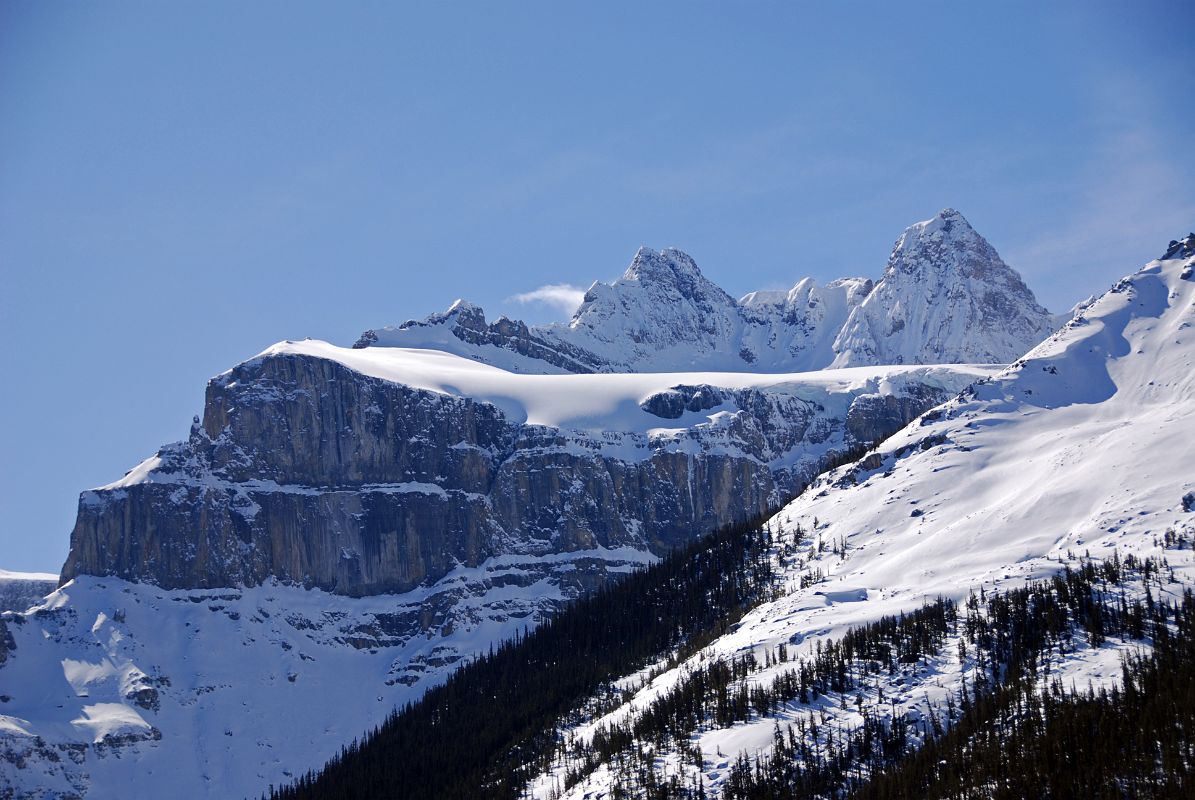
360, 209, 1057, 374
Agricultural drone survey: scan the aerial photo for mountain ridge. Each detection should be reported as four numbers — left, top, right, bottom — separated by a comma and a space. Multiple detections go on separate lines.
358, 209, 1056, 374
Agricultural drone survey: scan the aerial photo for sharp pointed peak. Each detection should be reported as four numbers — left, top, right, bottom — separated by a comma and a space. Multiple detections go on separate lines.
888, 208, 993, 262
622, 245, 705, 283
906, 207, 977, 237
446, 298, 484, 315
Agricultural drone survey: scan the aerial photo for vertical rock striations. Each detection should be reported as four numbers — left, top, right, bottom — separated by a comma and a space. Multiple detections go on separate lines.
61, 349, 983, 596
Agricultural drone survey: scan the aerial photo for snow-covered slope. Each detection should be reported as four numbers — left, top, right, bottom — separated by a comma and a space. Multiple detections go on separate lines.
0, 555, 647, 799
359, 210, 1055, 374
532, 234, 1195, 798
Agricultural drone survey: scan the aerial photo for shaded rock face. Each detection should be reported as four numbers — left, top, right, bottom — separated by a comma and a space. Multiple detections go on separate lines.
844, 385, 947, 444
61, 353, 959, 596
0, 577, 56, 614
0, 618, 14, 667
640, 385, 730, 419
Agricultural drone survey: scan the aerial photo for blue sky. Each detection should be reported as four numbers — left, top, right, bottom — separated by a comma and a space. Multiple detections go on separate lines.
1, 1, 1192, 572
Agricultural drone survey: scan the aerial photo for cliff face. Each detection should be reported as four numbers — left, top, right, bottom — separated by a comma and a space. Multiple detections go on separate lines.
61, 346, 984, 596
0, 572, 56, 614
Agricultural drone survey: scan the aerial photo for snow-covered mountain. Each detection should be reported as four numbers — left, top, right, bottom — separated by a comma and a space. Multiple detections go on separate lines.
358, 210, 1056, 373
2, 346, 985, 798
61, 347, 982, 596
830, 208, 1054, 366
530, 233, 1195, 798
0, 213, 1093, 799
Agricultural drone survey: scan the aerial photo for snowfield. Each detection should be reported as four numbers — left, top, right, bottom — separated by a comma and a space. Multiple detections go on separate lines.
231, 341, 989, 432
531, 245, 1195, 798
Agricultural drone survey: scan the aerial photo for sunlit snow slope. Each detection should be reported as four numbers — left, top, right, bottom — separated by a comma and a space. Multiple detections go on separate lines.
534, 237, 1195, 798
236, 341, 984, 432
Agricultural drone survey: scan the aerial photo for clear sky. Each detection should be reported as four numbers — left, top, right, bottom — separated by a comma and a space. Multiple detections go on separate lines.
1, 1, 1192, 572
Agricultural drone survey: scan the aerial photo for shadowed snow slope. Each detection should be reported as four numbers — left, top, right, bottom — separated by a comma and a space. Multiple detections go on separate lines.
532, 237, 1195, 798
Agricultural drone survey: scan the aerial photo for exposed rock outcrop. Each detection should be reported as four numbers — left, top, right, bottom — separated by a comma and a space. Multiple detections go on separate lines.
0, 573, 56, 614
61, 348, 984, 596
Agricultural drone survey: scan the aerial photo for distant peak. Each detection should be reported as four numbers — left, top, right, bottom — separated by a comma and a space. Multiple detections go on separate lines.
623, 246, 703, 282
1163, 232, 1195, 260
619, 246, 719, 297
906, 207, 976, 239
447, 299, 483, 314
738, 288, 788, 308
396, 298, 486, 332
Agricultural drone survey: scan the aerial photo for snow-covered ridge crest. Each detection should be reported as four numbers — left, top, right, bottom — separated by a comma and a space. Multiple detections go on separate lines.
222, 340, 989, 432
531, 237, 1195, 798
358, 209, 1056, 374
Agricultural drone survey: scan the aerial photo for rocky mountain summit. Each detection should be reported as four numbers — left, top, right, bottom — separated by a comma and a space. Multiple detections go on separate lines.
358, 209, 1056, 373
830, 208, 1055, 366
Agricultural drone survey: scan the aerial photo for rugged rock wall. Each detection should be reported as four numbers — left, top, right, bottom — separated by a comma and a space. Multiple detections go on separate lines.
0, 575, 56, 614
61, 352, 970, 596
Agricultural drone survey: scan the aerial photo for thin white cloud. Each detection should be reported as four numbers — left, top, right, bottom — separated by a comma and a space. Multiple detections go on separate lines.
507, 283, 588, 316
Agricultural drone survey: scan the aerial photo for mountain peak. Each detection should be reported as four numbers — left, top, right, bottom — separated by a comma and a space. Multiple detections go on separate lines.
831, 209, 1054, 367
886, 207, 1010, 284
894, 207, 981, 254
622, 246, 704, 284
1163, 232, 1195, 260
